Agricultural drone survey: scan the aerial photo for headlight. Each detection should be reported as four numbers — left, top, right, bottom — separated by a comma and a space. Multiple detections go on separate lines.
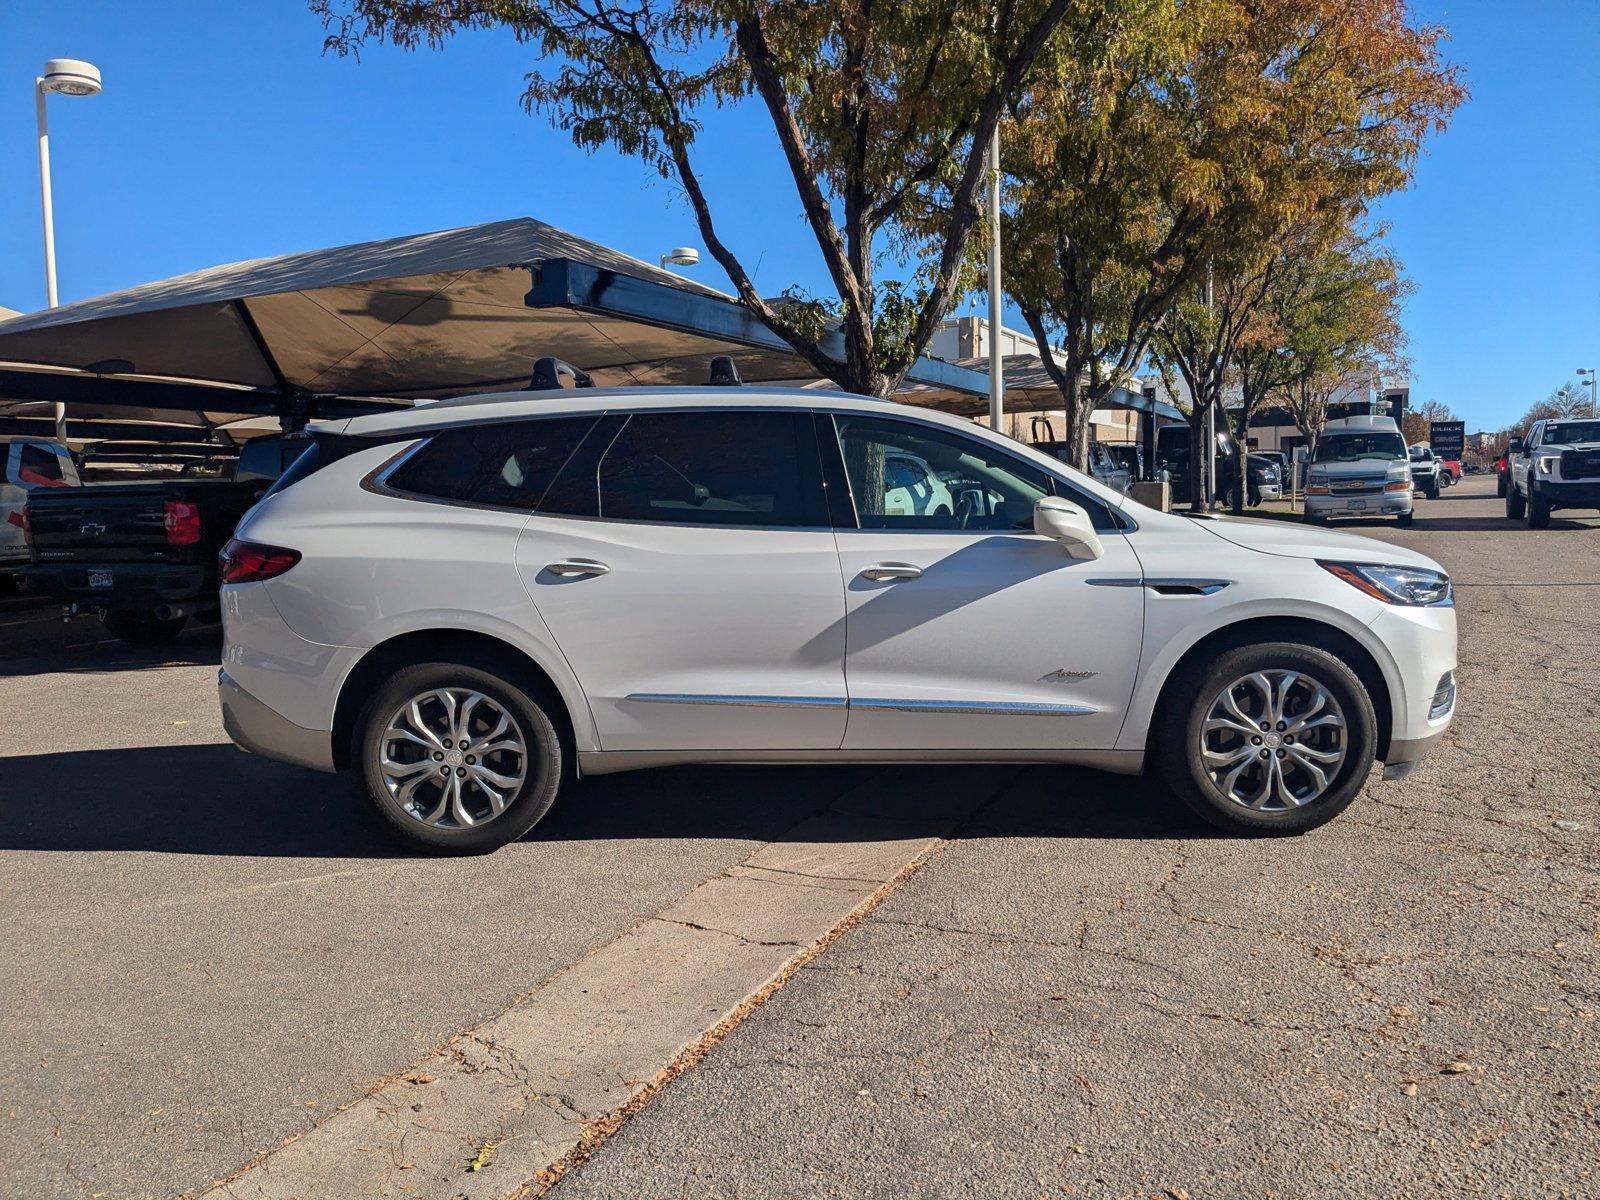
1536, 454, 1561, 475
1319, 560, 1452, 606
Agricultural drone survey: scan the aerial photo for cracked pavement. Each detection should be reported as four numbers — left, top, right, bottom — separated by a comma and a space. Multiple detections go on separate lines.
556, 476, 1599, 1200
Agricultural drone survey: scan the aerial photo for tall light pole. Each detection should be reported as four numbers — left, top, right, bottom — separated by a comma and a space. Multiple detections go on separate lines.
1577, 367, 1596, 412
35, 57, 103, 444
986, 121, 1004, 434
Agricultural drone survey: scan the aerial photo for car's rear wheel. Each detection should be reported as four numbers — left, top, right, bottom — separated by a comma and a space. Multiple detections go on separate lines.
356, 662, 563, 854
103, 609, 188, 645
1158, 642, 1377, 835
1506, 481, 1526, 519
1496, 474, 1508, 497
1395, 509, 1414, 527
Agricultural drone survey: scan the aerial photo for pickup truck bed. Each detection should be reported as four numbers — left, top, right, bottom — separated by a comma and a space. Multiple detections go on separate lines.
26, 479, 263, 642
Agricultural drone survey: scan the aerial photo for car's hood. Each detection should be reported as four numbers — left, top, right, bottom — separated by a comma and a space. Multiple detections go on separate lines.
1188, 513, 1441, 569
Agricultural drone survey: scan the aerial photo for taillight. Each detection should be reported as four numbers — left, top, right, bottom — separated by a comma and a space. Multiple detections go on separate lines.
219, 538, 301, 584
165, 500, 201, 546
6, 506, 29, 546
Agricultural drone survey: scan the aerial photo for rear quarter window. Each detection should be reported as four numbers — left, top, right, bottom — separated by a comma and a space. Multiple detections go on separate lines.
385, 417, 597, 511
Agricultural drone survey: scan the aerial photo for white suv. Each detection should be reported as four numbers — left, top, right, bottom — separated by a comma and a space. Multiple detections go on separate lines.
218, 387, 1457, 852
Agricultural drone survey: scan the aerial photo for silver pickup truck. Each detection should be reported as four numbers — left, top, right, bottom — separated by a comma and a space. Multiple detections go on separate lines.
1506, 417, 1600, 528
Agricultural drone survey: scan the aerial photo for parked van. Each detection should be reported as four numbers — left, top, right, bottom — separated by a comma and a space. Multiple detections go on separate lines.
1304, 416, 1414, 526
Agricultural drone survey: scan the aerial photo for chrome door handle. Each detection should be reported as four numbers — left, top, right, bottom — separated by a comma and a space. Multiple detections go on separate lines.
545, 558, 611, 578
860, 562, 923, 582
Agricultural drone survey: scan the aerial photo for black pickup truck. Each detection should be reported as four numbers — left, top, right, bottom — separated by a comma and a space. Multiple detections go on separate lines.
24, 435, 303, 643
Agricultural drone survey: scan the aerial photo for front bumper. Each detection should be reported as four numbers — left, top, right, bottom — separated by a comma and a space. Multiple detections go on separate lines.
219, 669, 336, 773
1531, 479, 1600, 508
1305, 491, 1412, 518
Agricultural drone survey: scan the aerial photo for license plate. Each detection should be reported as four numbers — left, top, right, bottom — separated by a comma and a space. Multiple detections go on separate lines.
1347, 500, 1367, 511
88, 570, 114, 589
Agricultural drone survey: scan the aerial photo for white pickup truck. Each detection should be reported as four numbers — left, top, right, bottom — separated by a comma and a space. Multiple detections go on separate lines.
1506, 417, 1600, 528
1, 438, 80, 585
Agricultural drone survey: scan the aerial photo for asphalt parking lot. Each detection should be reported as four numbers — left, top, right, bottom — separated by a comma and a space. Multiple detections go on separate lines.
3, 474, 1596, 1198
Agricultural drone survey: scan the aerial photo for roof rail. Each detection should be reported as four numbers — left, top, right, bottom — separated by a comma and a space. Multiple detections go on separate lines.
707, 355, 741, 386
526, 357, 595, 391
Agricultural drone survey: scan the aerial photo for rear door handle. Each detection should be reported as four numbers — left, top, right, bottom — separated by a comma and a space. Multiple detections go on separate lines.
860, 562, 923, 582
545, 558, 610, 578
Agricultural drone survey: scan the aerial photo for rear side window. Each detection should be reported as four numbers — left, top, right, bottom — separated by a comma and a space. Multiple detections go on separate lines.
386, 417, 597, 511
540, 410, 823, 527
17, 443, 67, 486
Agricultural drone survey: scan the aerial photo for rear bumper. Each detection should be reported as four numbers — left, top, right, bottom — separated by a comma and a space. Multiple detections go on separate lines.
219, 669, 336, 773
1531, 480, 1600, 507
26, 561, 210, 608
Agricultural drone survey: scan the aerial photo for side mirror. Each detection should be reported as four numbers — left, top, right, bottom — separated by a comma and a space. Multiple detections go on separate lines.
1034, 496, 1104, 561
1507, 437, 1524, 453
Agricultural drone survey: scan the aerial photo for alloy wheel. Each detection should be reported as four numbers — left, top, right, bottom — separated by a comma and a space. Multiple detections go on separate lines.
1198, 669, 1348, 811
378, 688, 530, 828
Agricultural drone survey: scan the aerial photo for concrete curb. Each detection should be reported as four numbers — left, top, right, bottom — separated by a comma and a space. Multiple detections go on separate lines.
198, 766, 1016, 1199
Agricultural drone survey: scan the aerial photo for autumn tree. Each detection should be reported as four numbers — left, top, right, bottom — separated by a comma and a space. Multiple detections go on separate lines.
1146, 0, 1461, 508
1512, 381, 1598, 433
313, 0, 1076, 397
1001, 0, 1221, 471
1226, 222, 1408, 509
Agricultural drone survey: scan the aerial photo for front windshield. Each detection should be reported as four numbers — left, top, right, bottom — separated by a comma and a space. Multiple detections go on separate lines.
1314, 432, 1406, 463
1543, 421, 1600, 445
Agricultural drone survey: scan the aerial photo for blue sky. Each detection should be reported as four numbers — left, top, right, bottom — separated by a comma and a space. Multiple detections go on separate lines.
1, 1, 1594, 431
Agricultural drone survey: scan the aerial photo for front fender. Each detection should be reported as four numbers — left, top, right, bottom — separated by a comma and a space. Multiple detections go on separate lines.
1114, 592, 1407, 755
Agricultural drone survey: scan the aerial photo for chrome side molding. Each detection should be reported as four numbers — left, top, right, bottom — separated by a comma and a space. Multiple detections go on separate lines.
625, 693, 847, 709
850, 697, 1098, 716
624, 694, 1097, 716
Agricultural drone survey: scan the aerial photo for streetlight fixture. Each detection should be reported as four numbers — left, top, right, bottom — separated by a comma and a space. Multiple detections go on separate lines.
659, 247, 700, 269
1577, 367, 1596, 412
36, 57, 103, 444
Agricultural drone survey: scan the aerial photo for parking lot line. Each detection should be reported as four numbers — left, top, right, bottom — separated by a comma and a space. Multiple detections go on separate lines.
198, 766, 1019, 1199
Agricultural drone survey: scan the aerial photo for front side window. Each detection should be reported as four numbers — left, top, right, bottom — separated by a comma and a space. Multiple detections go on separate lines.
386, 417, 596, 510
830, 413, 1112, 532
586, 410, 820, 527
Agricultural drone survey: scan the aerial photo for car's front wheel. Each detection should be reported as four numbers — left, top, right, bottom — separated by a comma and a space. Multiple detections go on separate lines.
355, 661, 563, 854
1158, 642, 1377, 835
1528, 488, 1552, 529
1506, 480, 1526, 519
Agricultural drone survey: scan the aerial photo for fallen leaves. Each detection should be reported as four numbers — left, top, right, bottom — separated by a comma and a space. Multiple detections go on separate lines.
1441, 1061, 1473, 1075
1400, 1081, 1419, 1097
403, 1073, 436, 1085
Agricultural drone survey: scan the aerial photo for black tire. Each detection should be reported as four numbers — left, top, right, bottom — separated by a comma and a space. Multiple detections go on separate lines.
1156, 641, 1377, 836
1528, 489, 1552, 529
1496, 474, 1508, 497
355, 660, 564, 854
1506, 481, 1526, 520
103, 609, 188, 644
1247, 486, 1261, 507
1302, 512, 1327, 524
1396, 509, 1415, 527
1425, 479, 1440, 500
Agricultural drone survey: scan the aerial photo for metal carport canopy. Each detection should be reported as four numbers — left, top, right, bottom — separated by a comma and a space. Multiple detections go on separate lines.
0, 217, 989, 421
